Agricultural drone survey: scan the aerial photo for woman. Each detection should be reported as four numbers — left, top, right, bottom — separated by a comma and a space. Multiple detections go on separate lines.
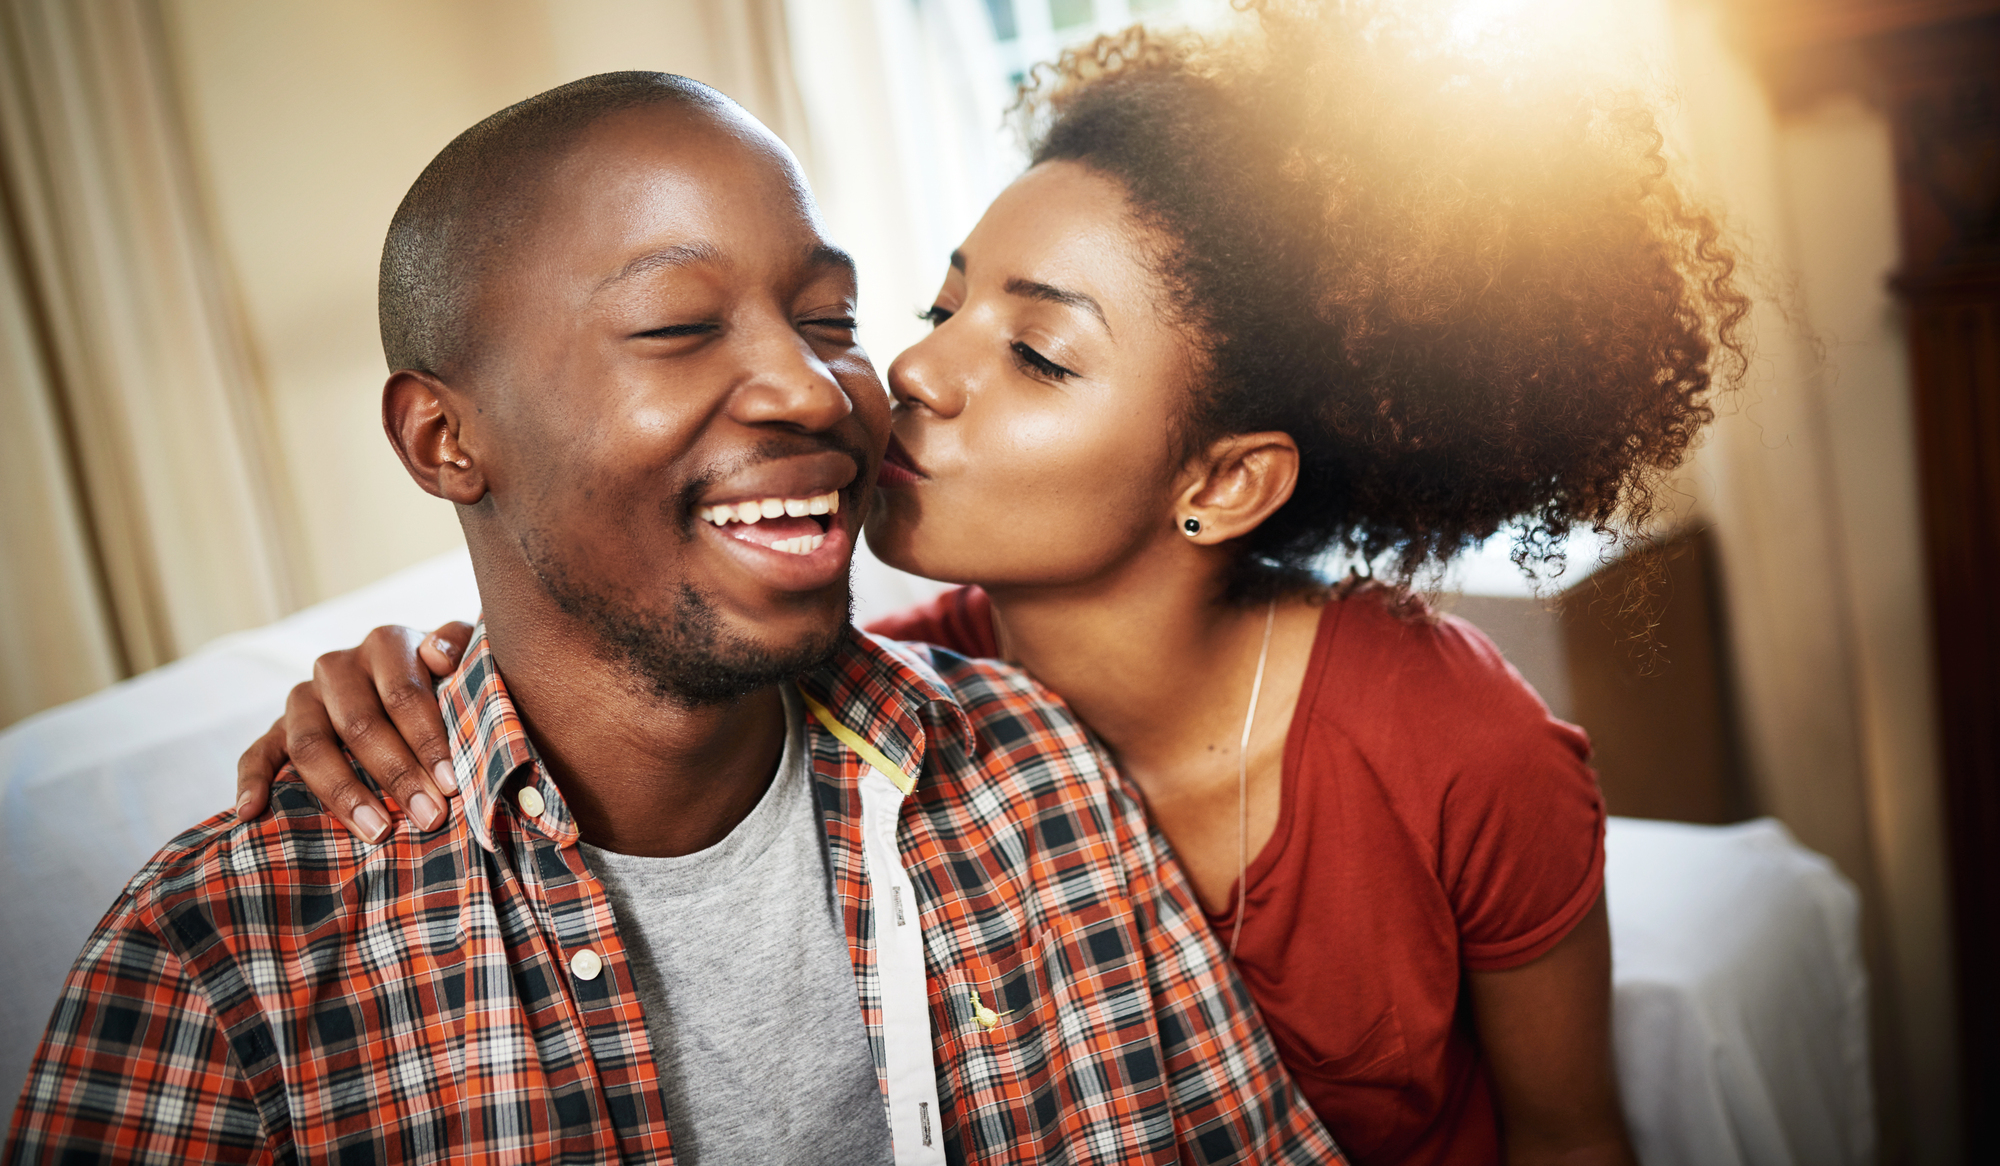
237, 4, 1746, 1162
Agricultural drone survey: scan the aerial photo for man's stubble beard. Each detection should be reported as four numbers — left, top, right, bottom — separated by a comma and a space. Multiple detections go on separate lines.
522, 529, 851, 708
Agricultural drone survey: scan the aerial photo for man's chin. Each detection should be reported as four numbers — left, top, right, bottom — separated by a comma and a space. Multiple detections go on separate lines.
523, 523, 854, 706
586, 582, 852, 708
594, 601, 846, 707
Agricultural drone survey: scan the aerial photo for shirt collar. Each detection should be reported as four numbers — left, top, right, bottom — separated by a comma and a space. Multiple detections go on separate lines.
437, 623, 547, 853
796, 628, 977, 795
440, 621, 977, 852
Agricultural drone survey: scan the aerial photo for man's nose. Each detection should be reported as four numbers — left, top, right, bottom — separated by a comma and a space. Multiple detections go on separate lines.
727, 322, 853, 432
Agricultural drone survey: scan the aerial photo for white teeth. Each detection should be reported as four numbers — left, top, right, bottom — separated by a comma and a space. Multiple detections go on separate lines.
701, 491, 840, 528
767, 534, 826, 555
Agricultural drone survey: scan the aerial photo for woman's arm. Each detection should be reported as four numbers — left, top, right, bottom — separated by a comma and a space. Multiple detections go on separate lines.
234, 622, 473, 841
1467, 893, 1637, 1166
237, 586, 987, 841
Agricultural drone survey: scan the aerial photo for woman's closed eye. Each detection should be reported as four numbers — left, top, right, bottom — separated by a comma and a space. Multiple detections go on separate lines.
1012, 341, 1075, 381
916, 303, 1074, 379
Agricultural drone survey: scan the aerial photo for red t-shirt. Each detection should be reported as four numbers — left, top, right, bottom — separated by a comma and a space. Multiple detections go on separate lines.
868, 585, 1606, 1166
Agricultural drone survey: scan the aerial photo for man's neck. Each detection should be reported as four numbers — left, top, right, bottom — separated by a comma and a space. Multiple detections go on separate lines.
480, 606, 788, 859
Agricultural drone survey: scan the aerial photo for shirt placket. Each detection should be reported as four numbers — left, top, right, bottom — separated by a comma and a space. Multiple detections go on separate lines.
806, 692, 949, 1166
503, 769, 678, 1164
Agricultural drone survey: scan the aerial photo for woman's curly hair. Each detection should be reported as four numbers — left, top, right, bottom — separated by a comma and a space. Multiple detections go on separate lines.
1020, 0, 1751, 596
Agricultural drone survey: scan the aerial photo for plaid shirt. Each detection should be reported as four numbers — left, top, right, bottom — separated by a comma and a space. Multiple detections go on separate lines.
8, 625, 1340, 1165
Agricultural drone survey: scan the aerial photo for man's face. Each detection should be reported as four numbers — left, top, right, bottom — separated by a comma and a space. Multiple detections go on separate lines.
458, 105, 887, 703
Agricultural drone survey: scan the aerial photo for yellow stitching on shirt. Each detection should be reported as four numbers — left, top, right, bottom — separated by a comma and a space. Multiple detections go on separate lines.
968, 987, 1013, 1031
799, 688, 916, 795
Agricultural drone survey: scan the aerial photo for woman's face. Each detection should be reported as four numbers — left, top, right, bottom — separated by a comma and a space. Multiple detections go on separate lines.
867, 161, 1197, 589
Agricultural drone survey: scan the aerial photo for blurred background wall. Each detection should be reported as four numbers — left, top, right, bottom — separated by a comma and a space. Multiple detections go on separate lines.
1, 0, 1993, 1160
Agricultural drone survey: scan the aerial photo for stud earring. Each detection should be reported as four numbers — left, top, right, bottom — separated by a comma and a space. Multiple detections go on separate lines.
1182, 516, 1202, 536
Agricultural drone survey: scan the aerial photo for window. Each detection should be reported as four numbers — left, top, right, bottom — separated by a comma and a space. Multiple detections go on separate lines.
980, 0, 1231, 89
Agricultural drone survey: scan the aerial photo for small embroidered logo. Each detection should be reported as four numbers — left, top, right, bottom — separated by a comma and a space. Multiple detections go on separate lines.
968, 987, 1014, 1031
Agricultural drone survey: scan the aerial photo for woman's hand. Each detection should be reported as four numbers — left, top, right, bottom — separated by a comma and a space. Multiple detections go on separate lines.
234, 621, 475, 842
1468, 893, 1639, 1166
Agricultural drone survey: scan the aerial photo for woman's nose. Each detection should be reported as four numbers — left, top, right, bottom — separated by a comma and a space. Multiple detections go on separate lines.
887, 331, 967, 419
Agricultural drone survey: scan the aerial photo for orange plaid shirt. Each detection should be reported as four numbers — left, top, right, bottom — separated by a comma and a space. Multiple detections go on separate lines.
7, 625, 1340, 1165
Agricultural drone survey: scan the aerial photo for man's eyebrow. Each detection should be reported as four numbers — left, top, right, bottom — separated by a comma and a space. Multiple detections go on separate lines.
808, 243, 857, 278
600, 241, 724, 289
1003, 276, 1109, 334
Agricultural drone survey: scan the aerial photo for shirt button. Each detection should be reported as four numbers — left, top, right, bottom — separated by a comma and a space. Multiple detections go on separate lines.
517, 786, 546, 818
569, 948, 603, 981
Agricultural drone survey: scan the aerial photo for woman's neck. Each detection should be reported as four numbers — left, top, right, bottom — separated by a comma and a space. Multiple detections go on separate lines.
983, 563, 1313, 784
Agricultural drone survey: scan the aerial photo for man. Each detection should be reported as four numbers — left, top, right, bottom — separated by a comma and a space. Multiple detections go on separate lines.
5, 74, 1336, 1165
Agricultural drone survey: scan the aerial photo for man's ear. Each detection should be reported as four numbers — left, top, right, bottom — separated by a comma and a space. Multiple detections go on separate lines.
383, 370, 486, 504
1173, 431, 1300, 545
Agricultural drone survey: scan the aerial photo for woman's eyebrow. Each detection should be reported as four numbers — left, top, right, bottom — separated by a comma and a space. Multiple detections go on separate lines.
1003, 277, 1110, 335
950, 249, 1109, 335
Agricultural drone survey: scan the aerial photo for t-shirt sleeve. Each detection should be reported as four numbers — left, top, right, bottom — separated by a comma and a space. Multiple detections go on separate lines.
1427, 616, 1607, 972
861, 586, 999, 658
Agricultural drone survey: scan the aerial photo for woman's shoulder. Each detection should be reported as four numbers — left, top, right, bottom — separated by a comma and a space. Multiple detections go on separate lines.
1296, 583, 1594, 826
1310, 584, 1566, 742
1299, 584, 1605, 969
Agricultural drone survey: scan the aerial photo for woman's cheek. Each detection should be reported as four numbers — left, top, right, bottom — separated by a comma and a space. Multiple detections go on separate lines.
867, 394, 1169, 587
948, 413, 1156, 585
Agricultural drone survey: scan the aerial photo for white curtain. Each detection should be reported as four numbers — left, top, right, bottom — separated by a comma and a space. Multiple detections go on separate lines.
0, 0, 302, 725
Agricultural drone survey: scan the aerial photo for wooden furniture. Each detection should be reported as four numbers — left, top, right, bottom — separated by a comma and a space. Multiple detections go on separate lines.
1746, 2, 2000, 1152
1557, 527, 1751, 826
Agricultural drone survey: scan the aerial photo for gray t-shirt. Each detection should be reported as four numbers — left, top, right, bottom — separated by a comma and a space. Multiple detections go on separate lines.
580, 690, 893, 1166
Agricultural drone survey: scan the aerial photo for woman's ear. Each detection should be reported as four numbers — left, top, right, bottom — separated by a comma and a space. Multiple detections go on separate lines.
383, 370, 486, 505
1173, 431, 1300, 544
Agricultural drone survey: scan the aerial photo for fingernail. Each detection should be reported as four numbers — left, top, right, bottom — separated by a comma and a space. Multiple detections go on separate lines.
235, 794, 255, 818
354, 804, 391, 842
433, 760, 458, 793
434, 637, 460, 659
411, 791, 447, 831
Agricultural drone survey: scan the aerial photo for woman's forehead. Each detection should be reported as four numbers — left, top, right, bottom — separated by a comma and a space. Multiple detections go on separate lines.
960, 163, 1163, 314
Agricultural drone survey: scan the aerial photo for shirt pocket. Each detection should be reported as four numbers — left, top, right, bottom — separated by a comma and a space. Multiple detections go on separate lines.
1265, 1003, 1416, 1160
934, 898, 1152, 1162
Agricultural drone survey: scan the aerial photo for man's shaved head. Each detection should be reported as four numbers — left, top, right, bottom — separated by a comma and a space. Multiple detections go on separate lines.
379, 71, 734, 376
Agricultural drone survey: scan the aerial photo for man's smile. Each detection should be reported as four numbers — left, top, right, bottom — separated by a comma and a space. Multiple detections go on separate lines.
699, 488, 840, 554
690, 449, 863, 593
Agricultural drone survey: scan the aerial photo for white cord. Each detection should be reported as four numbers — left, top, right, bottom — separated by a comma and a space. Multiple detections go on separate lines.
1228, 598, 1278, 960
